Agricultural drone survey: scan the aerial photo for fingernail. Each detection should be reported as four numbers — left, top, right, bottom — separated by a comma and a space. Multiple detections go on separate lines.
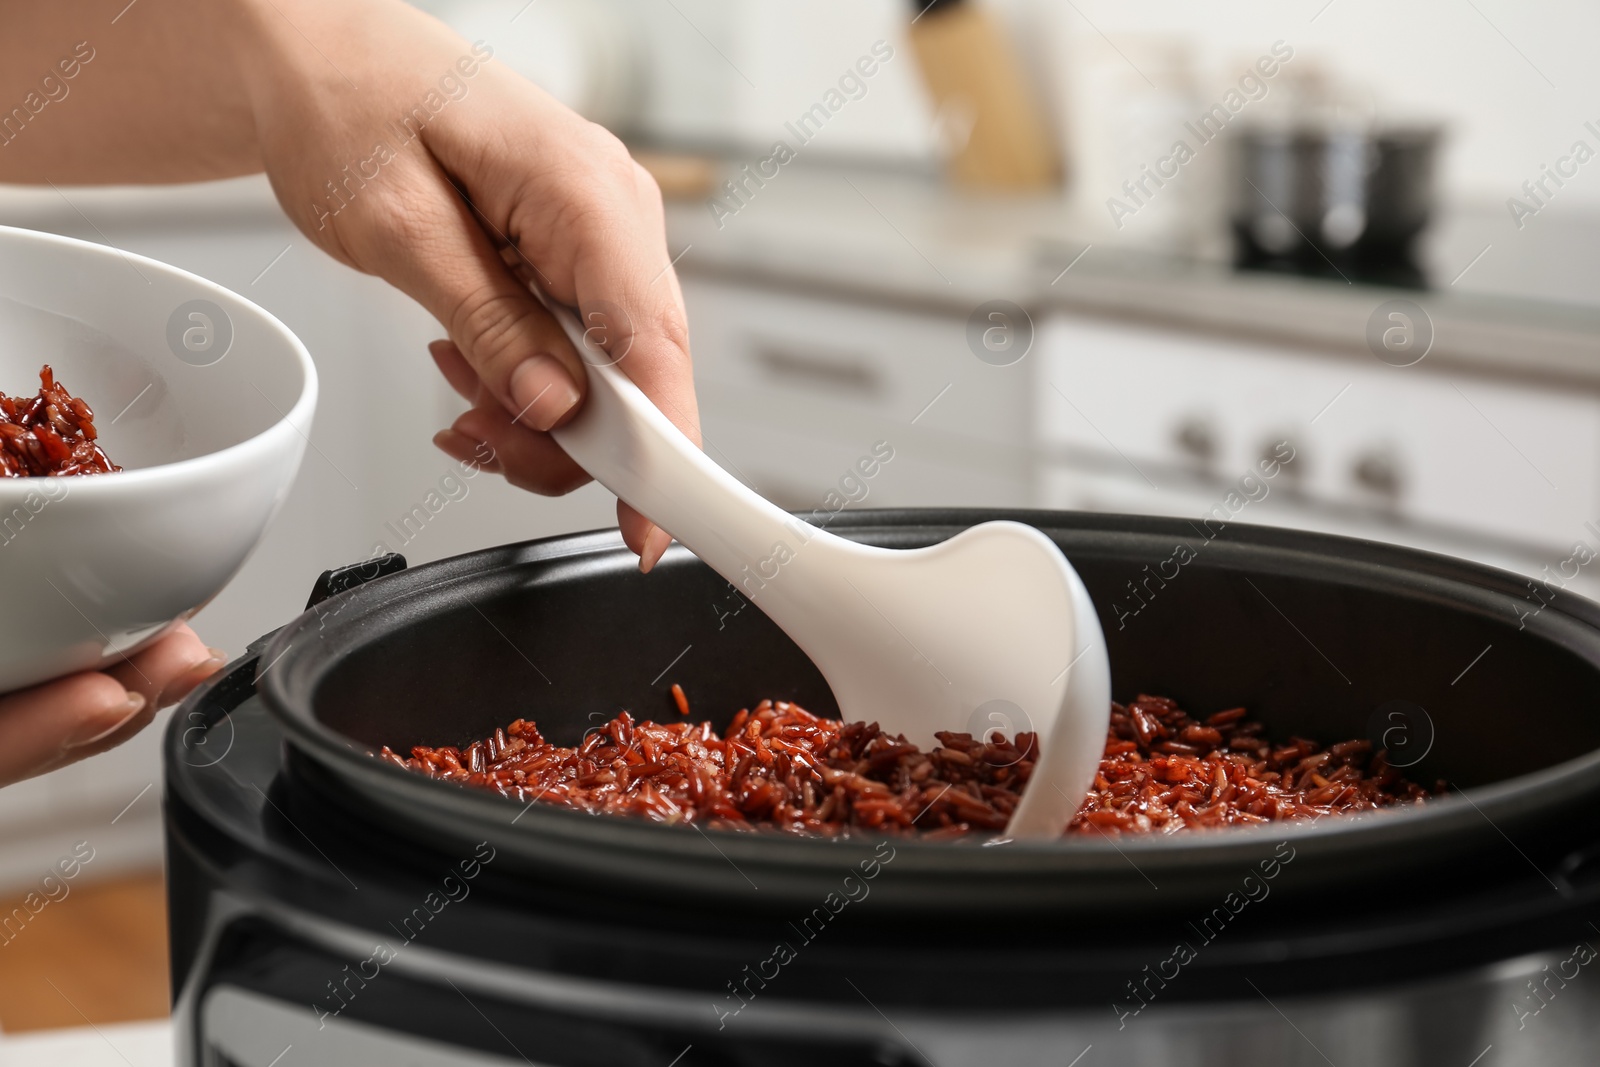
639, 526, 673, 574
157, 650, 229, 708
509, 356, 580, 431
67, 691, 147, 749
433, 428, 479, 463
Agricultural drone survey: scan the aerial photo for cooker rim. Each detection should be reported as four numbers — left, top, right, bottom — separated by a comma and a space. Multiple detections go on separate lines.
253, 508, 1600, 879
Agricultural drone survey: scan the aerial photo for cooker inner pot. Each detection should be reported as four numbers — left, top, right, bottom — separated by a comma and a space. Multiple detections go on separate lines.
307, 513, 1600, 797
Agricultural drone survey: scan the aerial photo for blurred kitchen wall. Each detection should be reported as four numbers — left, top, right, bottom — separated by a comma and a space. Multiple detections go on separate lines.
1059, 0, 1600, 213
422, 0, 1600, 296
422, 0, 1600, 209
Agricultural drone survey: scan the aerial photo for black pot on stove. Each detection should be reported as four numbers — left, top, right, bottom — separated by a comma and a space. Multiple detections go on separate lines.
1230, 124, 1442, 287
164, 509, 1600, 1067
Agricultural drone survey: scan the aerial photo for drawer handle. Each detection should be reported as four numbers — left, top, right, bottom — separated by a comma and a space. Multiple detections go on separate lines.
751, 341, 883, 398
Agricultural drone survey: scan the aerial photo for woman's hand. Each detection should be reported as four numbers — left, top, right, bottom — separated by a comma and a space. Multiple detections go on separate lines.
232, 0, 698, 570
0, 0, 697, 569
0, 625, 224, 786
0, 0, 691, 785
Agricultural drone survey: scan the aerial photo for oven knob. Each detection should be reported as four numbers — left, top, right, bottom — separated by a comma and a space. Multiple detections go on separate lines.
1261, 438, 1303, 486
1352, 448, 1402, 499
1173, 417, 1217, 466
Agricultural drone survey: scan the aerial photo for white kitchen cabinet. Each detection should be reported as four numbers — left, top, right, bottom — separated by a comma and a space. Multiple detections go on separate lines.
1038, 464, 1600, 600
681, 273, 1600, 596
681, 276, 1034, 510
705, 411, 1027, 513
1037, 313, 1600, 558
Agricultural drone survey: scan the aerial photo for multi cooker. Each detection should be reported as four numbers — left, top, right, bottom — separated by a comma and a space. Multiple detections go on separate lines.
164, 509, 1600, 1066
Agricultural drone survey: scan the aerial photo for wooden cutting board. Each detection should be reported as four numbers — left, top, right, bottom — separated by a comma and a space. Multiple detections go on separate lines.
908, 1, 1061, 190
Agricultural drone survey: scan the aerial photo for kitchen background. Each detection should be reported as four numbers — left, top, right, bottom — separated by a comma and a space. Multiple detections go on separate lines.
3, 0, 1598, 1036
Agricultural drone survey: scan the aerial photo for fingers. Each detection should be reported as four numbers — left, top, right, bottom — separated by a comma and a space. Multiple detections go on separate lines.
620, 501, 674, 573
433, 428, 497, 472
434, 408, 674, 569
424, 106, 702, 480
349, 175, 590, 434
445, 403, 591, 497
0, 673, 148, 786
0, 673, 141, 786
349, 89, 701, 566
429, 338, 483, 404
431, 336, 676, 566
566, 161, 702, 450
430, 338, 595, 496
106, 623, 226, 711
557, 162, 697, 570
0, 627, 226, 786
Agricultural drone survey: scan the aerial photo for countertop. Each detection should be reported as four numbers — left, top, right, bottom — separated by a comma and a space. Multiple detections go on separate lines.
662, 164, 1600, 387
0, 1021, 170, 1067
4, 166, 1598, 386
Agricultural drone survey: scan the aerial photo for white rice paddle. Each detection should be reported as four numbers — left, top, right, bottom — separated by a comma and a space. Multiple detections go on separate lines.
540, 295, 1110, 837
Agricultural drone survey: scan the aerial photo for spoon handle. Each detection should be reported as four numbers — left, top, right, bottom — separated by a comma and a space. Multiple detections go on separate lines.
537, 290, 831, 596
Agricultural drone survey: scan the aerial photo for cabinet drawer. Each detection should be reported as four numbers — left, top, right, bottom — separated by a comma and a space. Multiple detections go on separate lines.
682, 277, 1031, 449
704, 412, 1029, 513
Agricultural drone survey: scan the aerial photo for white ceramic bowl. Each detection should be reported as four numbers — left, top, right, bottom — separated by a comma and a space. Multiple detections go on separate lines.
0, 225, 316, 693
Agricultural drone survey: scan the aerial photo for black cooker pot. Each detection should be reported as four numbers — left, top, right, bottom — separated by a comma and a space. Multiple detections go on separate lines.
256, 508, 1600, 914
165, 509, 1600, 1067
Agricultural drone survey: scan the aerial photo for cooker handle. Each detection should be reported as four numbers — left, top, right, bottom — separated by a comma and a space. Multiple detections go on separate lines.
304, 553, 408, 610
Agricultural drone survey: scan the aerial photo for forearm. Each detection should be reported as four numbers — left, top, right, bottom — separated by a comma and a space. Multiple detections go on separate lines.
0, 0, 260, 182
0, 0, 491, 187
0, 0, 264, 183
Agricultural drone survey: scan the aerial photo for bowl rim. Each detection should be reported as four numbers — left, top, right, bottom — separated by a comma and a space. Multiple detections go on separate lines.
0, 223, 318, 495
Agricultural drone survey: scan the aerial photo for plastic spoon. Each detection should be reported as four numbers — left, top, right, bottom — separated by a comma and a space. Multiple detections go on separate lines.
538, 291, 1110, 837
